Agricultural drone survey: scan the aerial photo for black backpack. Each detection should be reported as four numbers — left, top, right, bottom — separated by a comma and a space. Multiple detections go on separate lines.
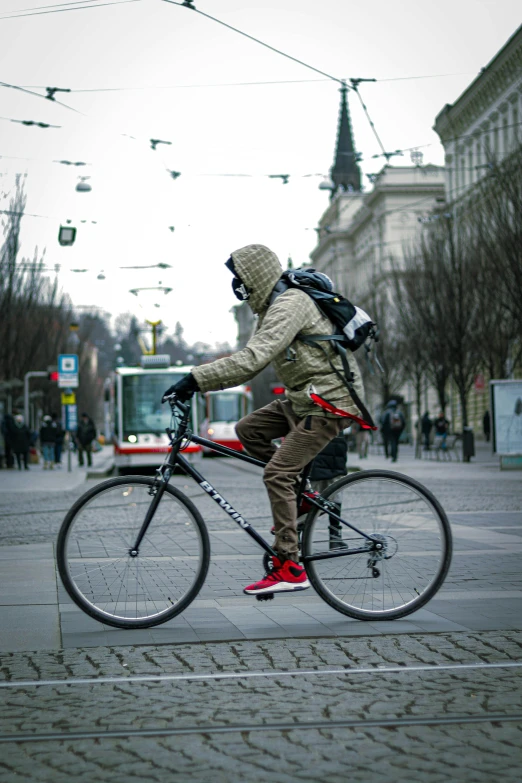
389, 411, 403, 431
269, 268, 378, 427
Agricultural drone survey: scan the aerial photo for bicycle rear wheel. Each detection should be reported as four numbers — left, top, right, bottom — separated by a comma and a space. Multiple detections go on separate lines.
57, 476, 210, 629
302, 470, 452, 621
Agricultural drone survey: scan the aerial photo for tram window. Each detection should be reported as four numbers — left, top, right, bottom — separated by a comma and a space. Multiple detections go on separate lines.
209, 392, 242, 423
122, 373, 190, 435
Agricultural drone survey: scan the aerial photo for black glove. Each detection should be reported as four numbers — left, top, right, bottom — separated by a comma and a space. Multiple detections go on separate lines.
162, 373, 200, 403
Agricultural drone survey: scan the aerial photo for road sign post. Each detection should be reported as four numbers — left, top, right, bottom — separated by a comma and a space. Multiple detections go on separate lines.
58, 355, 79, 472
64, 404, 78, 473
58, 354, 79, 389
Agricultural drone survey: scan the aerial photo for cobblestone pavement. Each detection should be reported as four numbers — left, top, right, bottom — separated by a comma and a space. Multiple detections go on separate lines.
0, 632, 521, 782
0, 450, 521, 780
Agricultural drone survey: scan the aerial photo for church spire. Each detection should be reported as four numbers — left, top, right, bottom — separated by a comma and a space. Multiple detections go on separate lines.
330, 83, 361, 195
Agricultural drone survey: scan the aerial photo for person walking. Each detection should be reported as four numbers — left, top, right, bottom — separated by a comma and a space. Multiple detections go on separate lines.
381, 400, 405, 463
11, 414, 31, 470
309, 434, 348, 549
75, 413, 97, 467
39, 415, 57, 470
1, 411, 16, 469
434, 411, 450, 450
421, 411, 432, 451
51, 413, 65, 468
483, 410, 491, 443
353, 421, 369, 459
162, 244, 367, 595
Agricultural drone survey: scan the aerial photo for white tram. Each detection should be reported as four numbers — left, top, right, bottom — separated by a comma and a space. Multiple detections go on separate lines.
198, 385, 254, 455
111, 356, 200, 472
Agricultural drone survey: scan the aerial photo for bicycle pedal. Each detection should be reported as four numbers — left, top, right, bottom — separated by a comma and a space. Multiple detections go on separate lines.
255, 593, 274, 602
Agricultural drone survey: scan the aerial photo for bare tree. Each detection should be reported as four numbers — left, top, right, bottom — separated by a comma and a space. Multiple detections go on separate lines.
470, 144, 522, 370
361, 281, 406, 409
395, 213, 483, 447
0, 177, 72, 390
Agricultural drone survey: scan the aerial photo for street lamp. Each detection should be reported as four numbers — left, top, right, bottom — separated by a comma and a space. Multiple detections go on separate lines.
129, 287, 172, 356
76, 177, 92, 192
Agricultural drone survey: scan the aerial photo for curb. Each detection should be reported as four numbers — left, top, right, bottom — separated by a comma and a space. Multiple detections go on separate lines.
86, 461, 115, 480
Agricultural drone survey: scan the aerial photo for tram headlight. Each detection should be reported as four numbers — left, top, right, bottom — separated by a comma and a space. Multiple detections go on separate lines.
207, 428, 214, 435
128, 434, 137, 443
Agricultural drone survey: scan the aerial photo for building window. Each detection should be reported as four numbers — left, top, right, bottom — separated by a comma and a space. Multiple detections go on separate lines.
460, 157, 466, 188
513, 105, 519, 146
503, 116, 509, 154
492, 125, 498, 158
468, 148, 473, 184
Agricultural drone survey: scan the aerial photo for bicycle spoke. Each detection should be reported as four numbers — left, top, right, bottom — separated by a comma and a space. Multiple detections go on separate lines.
59, 479, 208, 626
304, 472, 451, 619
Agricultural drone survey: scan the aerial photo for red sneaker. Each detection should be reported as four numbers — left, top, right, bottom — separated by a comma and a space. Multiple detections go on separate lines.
244, 557, 310, 595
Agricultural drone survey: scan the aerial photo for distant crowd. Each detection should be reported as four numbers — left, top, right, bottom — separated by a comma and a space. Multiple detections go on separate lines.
0, 411, 97, 471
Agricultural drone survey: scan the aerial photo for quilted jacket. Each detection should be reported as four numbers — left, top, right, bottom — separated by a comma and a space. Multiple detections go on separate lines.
191, 244, 365, 418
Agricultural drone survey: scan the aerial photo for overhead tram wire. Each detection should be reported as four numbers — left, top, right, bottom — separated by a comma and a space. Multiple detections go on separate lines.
3, 0, 107, 13
162, 1, 400, 161
0, 80, 83, 114
162, 0, 345, 86
0, 0, 142, 21
22, 70, 512, 94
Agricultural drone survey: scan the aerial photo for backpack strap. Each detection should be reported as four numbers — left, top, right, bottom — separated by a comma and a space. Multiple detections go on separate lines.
299, 335, 376, 429
268, 278, 289, 307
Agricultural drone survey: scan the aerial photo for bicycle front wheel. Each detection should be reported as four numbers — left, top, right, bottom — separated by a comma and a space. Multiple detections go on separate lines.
57, 477, 210, 629
302, 470, 452, 621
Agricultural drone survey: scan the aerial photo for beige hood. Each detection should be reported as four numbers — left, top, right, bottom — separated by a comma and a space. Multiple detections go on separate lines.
230, 244, 283, 315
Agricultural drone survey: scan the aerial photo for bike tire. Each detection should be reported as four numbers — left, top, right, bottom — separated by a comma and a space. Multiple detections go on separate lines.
57, 476, 210, 629
301, 470, 452, 621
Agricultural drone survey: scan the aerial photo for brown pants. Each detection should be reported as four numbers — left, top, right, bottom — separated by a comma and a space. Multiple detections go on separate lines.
235, 400, 344, 561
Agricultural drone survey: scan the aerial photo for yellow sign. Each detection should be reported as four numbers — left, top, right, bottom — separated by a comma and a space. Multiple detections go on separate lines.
61, 392, 76, 405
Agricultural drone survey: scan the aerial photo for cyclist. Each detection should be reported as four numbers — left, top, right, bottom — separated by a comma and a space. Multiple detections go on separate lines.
163, 244, 365, 596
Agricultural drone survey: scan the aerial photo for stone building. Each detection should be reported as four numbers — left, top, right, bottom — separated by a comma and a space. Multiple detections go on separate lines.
434, 23, 522, 203
311, 87, 445, 307
433, 23, 522, 435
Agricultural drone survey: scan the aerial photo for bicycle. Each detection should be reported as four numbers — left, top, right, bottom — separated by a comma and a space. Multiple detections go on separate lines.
57, 395, 453, 629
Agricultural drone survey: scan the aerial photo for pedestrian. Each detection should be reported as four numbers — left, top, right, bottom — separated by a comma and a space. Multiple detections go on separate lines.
483, 410, 491, 443
381, 400, 405, 463
421, 411, 432, 450
309, 434, 348, 549
434, 411, 450, 450
11, 414, 31, 470
162, 244, 367, 595
353, 421, 369, 459
51, 412, 65, 468
75, 413, 96, 467
1, 410, 16, 469
39, 415, 57, 470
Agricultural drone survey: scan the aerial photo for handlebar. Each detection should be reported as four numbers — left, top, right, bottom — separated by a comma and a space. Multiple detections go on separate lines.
161, 392, 190, 417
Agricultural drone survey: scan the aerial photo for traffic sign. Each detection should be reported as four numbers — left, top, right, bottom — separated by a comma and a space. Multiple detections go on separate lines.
65, 404, 78, 431
58, 354, 79, 389
61, 391, 76, 405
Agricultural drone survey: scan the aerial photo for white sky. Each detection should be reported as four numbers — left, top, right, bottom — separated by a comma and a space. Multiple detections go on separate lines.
0, 0, 520, 346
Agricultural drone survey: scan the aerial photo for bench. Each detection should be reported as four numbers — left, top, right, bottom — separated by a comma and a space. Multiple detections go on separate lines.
422, 434, 461, 461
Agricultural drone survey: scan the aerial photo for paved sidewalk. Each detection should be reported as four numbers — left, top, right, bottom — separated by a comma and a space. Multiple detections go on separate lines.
0, 450, 520, 652
0, 445, 114, 494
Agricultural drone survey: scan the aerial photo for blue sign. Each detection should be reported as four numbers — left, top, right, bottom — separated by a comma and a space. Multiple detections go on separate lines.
65, 404, 78, 431
58, 354, 79, 389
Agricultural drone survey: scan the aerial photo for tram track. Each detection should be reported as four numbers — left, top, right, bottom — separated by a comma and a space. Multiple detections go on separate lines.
1, 659, 521, 689
0, 711, 521, 744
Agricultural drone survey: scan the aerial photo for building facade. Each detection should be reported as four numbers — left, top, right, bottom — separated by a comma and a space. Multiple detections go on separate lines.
311, 164, 445, 305
434, 24, 522, 202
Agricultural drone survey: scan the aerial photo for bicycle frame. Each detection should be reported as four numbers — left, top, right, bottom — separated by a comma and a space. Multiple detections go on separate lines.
130, 400, 381, 563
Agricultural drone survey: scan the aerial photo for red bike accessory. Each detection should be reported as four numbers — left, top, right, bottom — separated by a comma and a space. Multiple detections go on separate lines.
308, 386, 377, 431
